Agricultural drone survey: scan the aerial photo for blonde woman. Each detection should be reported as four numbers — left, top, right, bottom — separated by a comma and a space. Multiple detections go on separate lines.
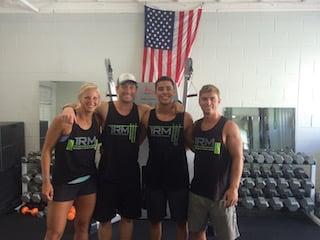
41, 83, 101, 240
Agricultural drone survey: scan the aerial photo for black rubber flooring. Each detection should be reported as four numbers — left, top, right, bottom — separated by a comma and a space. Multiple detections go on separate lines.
0, 211, 320, 239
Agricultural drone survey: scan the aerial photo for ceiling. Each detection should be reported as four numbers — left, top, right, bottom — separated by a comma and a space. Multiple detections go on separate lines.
1, 0, 320, 13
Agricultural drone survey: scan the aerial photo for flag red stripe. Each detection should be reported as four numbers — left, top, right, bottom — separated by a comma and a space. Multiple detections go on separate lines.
149, 48, 155, 82
167, 50, 172, 77
142, 48, 147, 82
191, 8, 202, 46
186, 10, 193, 57
158, 49, 163, 79
175, 11, 184, 83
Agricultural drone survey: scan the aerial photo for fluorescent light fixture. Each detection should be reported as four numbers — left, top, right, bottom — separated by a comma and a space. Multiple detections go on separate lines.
18, 0, 39, 13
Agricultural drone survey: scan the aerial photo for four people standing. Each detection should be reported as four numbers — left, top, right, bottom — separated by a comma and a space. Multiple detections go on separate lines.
43, 74, 243, 240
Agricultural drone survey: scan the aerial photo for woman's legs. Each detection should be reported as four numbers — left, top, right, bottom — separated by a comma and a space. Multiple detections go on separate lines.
73, 193, 96, 240
45, 200, 74, 240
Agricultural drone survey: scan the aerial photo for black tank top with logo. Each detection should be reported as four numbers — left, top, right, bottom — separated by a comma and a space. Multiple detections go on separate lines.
52, 115, 99, 185
191, 116, 232, 201
146, 109, 189, 190
98, 101, 141, 182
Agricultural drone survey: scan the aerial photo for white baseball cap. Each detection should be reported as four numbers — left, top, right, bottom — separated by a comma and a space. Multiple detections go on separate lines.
117, 73, 137, 85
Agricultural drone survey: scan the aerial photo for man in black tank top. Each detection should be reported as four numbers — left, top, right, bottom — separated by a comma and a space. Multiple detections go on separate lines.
141, 76, 193, 240
188, 85, 243, 240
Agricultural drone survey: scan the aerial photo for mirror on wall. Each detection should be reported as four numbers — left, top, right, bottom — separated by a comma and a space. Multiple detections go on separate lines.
223, 108, 295, 151
39, 81, 86, 148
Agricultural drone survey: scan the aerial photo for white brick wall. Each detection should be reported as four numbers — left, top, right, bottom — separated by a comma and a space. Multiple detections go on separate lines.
0, 12, 320, 188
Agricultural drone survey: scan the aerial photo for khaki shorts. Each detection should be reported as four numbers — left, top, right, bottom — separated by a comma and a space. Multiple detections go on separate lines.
188, 192, 240, 240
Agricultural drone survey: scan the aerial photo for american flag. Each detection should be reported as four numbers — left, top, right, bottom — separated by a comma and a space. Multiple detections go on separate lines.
141, 5, 202, 86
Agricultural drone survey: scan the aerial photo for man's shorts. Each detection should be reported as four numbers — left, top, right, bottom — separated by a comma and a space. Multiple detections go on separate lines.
93, 180, 141, 223
146, 188, 188, 222
53, 176, 97, 202
188, 192, 240, 240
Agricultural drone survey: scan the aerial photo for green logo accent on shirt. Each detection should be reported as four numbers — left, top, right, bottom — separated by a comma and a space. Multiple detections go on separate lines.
66, 139, 75, 151
149, 124, 182, 146
214, 142, 221, 155
65, 137, 98, 151
109, 124, 138, 143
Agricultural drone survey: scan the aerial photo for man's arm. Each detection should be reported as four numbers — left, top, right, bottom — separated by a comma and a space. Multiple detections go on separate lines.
60, 101, 108, 127
138, 104, 152, 144
94, 101, 109, 128
223, 121, 243, 207
183, 112, 193, 150
60, 103, 79, 124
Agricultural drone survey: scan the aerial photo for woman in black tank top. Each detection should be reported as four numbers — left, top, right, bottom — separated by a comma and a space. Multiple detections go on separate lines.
41, 83, 101, 240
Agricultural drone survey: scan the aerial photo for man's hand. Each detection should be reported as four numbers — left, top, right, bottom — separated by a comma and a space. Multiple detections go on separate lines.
174, 101, 185, 113
223, 187, 238, 208
60, 107, 76, 124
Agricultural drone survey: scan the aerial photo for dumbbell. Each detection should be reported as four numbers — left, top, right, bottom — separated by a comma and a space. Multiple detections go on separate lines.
21, 169, 39, 183
283, 155, 294, 164
292, 188, 306, 199
266, 177, 277, 189
293, 153, 305, 165
251, 166, 261, 178
255, 177, 266, 189
241, 196, 255, 209
255, 197, 269, 209
301, 179, 314, 191
305, 188, 311, 198
269, 197, 284, 210
21, 206, 39, 216
260, 166, 272, 178
263, 188, 279, 198
21, 192, 32, 203
293, 168, 308, 179
277, 178, 289, 190
278, 152, 293, 164
22, 174, 34, 183
243, 178, 255, 189
261, 151, 274, 164
250, 188, 264, 198
283, 168, 295, 179
254, 154, 265, 164
278, 188, 293, 198
300, 197, 315, 211
239, 187, 251, 197
289, 178, 301, 190
303, 155, 316, 165
273, 154, 284, 164
67, 206, 76, 221
242, 167, 251, 178
284, 197, 300, 212
31, 192, 42, 203
29, 182, 40, 193
271, 165, 283, 178
245, 154, 254, 163
34, 174, 43, 184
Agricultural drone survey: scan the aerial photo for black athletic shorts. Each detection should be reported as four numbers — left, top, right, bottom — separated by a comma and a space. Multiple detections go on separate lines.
53, 176, 97, 202
146, 188, 188, 222
93, 179, 141, 223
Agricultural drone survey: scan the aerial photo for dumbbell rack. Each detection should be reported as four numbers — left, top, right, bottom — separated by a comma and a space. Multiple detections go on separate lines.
20, 151, 46, 215
240, 150, 320, 226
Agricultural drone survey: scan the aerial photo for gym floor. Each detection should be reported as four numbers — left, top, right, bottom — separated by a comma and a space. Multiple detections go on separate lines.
0, 210, 320, 240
